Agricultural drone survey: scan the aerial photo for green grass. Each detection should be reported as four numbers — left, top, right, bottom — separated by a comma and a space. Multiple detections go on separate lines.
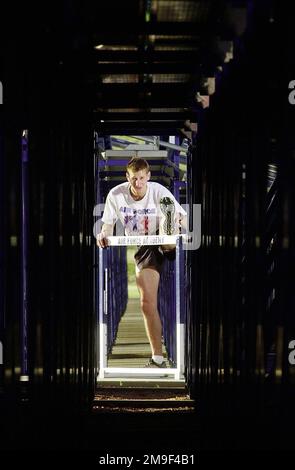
127, 247, 138, 299
128, 284, 139, 299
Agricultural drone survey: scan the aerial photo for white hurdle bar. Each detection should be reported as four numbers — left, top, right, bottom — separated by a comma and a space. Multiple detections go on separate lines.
105, 234, 188, 246
98, 235, 185, 380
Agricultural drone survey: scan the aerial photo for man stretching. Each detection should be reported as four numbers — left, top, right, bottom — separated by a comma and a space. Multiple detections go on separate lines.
97, 157, 186, 367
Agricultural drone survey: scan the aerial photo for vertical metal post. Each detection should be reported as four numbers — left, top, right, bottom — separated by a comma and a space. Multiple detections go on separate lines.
98, 248, 108, 378
94, 131, 100, 383
169, 135, 180, 200
20, 131, 29, 382
175, 236, 184, 380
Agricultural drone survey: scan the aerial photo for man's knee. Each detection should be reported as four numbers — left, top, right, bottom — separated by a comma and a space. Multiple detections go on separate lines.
140, 298, 157, 315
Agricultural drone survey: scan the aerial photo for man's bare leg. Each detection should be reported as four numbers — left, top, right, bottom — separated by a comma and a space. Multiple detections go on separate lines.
136, 268, 162, 356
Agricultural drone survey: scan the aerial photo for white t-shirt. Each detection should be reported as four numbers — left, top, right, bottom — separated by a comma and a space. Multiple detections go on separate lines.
101, 181, 186, 236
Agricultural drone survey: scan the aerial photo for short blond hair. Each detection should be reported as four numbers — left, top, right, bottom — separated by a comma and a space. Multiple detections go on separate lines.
126, 157, 150, 174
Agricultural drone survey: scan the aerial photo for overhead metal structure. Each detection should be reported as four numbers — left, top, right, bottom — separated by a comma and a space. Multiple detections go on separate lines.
87, 0, 248, 135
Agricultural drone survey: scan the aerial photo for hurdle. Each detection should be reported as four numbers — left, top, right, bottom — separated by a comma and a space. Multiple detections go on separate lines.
98, 235, 187, 380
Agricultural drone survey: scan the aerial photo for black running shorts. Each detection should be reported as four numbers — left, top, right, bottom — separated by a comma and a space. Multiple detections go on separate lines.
134, 246, 176, 274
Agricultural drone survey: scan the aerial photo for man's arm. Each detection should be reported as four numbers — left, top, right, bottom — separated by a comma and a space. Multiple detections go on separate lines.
96, 223, 114, 248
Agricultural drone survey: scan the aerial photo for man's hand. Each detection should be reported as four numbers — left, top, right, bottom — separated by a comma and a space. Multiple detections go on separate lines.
96, 231, 109, 248
96, 223, 114, 248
